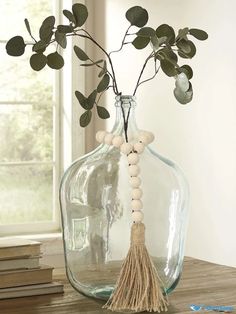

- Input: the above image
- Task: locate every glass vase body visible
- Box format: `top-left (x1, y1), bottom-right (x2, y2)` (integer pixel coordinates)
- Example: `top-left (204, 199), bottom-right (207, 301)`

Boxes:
top-left (60, 95), bottom-right (189, 300)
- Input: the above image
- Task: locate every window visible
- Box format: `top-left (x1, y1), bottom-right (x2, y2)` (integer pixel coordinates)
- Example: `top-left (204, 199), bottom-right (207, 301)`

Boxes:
top-left (0, 0), bottom-right (61, 235)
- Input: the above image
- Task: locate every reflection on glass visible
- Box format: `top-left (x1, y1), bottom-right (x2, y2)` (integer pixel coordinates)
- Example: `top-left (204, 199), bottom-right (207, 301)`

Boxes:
top-left (0, 164), bottom-right (53, 224)
top-left (72, 218), bottom-right (89, 250)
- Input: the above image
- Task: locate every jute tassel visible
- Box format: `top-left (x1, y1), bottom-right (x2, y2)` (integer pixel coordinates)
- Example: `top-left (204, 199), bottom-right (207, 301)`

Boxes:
top-left (103, 222), bottom-right (168, 312)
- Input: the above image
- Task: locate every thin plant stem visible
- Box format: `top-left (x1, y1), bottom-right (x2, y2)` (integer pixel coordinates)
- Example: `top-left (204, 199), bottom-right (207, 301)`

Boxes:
top-left (87, 56), bottom-right (116, 92)
top-left (109, 25), bottom-right (132, 56)
top-left (132, 52), bottom-right (154, 96)
top-left (138, 63), bottom-right (160, 89)
top-left (121, 104), bottom-right (128, 143)
top-left (77, 33), bottom-right (119, 95)
top-left (95, 86), bottom-right (113, 105)
top-left (69, 31), bottom-right (118, 94)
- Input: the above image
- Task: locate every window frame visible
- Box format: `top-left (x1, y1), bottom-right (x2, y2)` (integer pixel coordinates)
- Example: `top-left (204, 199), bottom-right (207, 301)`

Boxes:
top-left (0, 0), bottom-right (86, 236)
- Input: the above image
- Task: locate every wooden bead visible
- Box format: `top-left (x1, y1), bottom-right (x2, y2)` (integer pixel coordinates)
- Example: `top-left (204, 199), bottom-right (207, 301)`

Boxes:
top-left (147, 132), bottom-right (155, 143)
top-left (139, 131), bottom-right (155, 144)
top-left (96, 130), bottom-right (107, 143)
top-left (131, 199), bottom-right (143, 210)
top-left (104, 133), bottom-right (114, 145)
top-left (132, 188), bottom-right (143, 200)
top-left (120, 142), bottom-right (133, 155)
top-left (128, 165), bottom-right (140, 177)
top-left (133, 142), bottom-right (145, 154)
top-left (132, 210), bottom-right (144, 222)
top-left (112, 135), bottom-right (124, 148)
top-left (127, 152), bottom-right (139, 165)
top-left (138, 134), bottom-right (150, 145)
top-left (130, 177), bottom-right (141, 188)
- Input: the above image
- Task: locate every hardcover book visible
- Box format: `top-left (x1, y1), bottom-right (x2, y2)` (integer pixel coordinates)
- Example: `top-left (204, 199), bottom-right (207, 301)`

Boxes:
top-left (0, 238), bottom-right (41, 260)
top-left (0, 265), bottom-right (53, 289)
top-left (0, 256), bottom-right (40, 271)
top-left (0, 282), bottom-right (63, 299)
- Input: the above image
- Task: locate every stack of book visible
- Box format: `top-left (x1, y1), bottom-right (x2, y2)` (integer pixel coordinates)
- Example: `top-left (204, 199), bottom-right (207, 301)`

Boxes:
top-left (0, 238), bottom-right (63, 299)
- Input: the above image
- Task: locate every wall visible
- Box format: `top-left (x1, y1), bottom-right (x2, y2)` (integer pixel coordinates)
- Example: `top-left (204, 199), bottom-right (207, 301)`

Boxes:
top-left (90, 0), bottom-right (236, 267)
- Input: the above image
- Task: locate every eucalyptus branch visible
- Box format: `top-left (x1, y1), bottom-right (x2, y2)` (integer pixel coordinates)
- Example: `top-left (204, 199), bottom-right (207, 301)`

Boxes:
top-left (6, 3), bottom-right (208, 129)
top-left (121, 105), bottom-right (128, 143)
top-left (77, 33), bottom-right (119, 95)
top-left (86, 56), bottom-right (116, 94)
top-left (109, 25), bottom-right (132, 56)
top-left (95, 86), bottom-right (112, 105)
top-left (71, 30), bottom-right (117, 94)
top-left (133, 52), bottom-right (154, 96)
top-left (137, 62), bottom-right (160, 89)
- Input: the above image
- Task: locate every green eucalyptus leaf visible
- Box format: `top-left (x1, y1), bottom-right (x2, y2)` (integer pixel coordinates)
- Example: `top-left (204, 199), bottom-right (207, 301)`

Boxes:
top-left (57, 25), bottom-right (73, 34)
top-left (55, 31), bottom-right (67, 49)
top-left (74, 45), bottom-right (89, 61)
top-left (47, 52), bottom-right (64, 69)
top-left (178, 40), bottom-right (196, 59)
top-left (174, 82), bottom-right (193, 104)
top-left (132, 36), bottom-right (150, 49)
top-left (75, 91), bottom-right (88, 109)
top-left (39, 16), bottom-right (55, 43)
top-left (98, 60), bottom-right (107, 77)
top-left (189, 28), bottom-right (208, 40)
top-left (75, 90), bottom-right (97, 110)
top-left (156, 47), bottom-right (178, 65)
top-left (63, 9), bottom-right (76, 24)
top-left (98, 69), bottom-right (105, 77)
top-left (175, 73), bottom-right (189, 92)
top-left (72, 3), bottom-right (88, 27)
top-left (97, 106), bottom-right (110, 119)
top-left (125, 6), bottom-right (148, 27)
top-left (80, 60), bottom-right (103, 66)
top-left (24, 18), bottom-right (32, 37)
top-left (176, 27), bottom-right (189, 41)
top-left (33, 40), bottom-right (47, 53)
top-left (97, 74), bottom-right (110, 92)
top-left (150, 35), bottom-right (159, 51)
top-left (156, 24), bottom-right (175, 45)
top-left (137, 27), bottom-right (156, 37)
top-left (6, 36), bottom-right (26, 56)
top-left (30, 53), bottom-right (47, 71)
top-left (158, 36), bottom-right (168, 45)
top-left (176, 39), bottom-right (192, 54)
top-left (160, 59), bottom-right (177, 77)
top-left (80, 110), bottom-right (92, 127)
top-left (87, 90), bottom-right (97, 109)
top-left (179, 65), bottom-right (193, 79)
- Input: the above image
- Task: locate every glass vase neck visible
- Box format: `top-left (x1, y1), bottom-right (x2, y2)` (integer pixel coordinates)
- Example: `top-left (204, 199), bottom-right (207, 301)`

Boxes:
top-left (111, 95), bottom-right (139, 140)
top-left (115, 95), bottom-right (137, 107)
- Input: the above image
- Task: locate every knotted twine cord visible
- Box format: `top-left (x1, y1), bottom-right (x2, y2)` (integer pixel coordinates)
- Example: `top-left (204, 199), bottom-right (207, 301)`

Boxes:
top-left (103, 222), bottom-right (169, 312)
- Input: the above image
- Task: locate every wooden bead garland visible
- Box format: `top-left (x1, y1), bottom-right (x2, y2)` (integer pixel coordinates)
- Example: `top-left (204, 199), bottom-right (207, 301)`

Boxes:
top-left (96, 129), bottom-right (154, 223)
top-left (98, 129), bottom-right (169, 313)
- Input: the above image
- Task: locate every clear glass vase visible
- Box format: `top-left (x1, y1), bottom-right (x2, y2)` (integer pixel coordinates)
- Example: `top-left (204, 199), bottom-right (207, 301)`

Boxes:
top-left (60, 95), bottom-right (189, 300)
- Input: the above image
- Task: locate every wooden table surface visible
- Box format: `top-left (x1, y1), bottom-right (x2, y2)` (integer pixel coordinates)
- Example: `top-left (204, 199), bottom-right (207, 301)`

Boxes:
top-left (0, 257), bottom-right (235, 313)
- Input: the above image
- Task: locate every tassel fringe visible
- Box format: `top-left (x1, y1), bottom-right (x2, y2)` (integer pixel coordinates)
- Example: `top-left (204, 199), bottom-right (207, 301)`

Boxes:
top-left (103, 222), bottom-right (168, 312)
